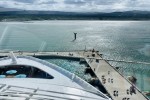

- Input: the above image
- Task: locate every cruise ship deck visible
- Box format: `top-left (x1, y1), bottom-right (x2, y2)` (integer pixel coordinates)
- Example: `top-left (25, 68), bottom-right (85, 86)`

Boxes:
top-left (0, 50), bottom-right (149, 100)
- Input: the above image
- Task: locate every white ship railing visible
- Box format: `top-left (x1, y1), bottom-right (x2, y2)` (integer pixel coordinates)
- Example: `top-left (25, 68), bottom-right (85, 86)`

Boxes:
top-left (0, 84), bottom-right (109, 100)
top-left (0, 56), bottom-right (109, 99)
top-left (18, 56), bottom-right (109, 99)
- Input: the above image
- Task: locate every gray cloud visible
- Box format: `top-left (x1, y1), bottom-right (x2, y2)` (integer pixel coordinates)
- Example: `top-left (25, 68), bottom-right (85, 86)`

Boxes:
top-left (93, 1), bottom-right (117, 5)
top-left (64, 0), bottom-right (86, 5)
top-left (35, 0), bottom-right (57, 4)
top-left (12, 0), bottom-right (57, 4)
top-left (0, 0), bottom-right (150, 12)
top-left (84, 0), bottom-right (121, 5)
top-left (12, 0), bottom-right (35, 3)
top-left (64, 0), bottom-right (120, 6)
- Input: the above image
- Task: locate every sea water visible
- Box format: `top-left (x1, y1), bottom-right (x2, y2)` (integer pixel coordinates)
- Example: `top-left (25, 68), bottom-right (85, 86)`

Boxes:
top-left (0, 21), bottom-right (150, 96)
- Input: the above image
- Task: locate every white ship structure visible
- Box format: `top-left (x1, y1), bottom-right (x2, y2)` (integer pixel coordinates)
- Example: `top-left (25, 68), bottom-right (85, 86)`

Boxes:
top-left (0, 52), bottom-right (111, 100)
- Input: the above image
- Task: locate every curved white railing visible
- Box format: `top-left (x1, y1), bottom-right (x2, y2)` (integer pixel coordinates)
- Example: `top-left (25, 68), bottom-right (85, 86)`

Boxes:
top-left (17, 56), bottom-right (109, 99)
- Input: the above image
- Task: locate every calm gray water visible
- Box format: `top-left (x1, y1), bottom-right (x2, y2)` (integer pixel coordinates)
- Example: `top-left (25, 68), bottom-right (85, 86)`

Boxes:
top-left (0, 21), bottom-right (150, 94)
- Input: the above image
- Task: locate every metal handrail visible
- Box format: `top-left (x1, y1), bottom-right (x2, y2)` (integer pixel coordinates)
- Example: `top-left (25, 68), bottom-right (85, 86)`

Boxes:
top-left (0, 84), bottom-right (107, 100)
top-left (8, 85), bottom-right (105, 99)
top-left (0, 92), bottom-right (76, 100)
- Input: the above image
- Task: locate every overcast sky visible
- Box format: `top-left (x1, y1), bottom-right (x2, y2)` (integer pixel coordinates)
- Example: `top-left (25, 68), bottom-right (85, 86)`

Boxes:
top-left (0, 0), bottom-right (150, 12)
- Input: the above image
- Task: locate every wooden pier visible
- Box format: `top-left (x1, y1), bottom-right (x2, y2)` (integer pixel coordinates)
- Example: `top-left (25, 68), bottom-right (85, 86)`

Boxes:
top-left (0, 50), bottom-right (149, 100)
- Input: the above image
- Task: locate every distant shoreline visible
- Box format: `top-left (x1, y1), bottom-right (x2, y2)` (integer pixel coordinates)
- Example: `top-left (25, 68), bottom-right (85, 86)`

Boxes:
top-left (1, 19), bottom-right (150, 22)
top-left (1, 10), bottom-right (150, 21)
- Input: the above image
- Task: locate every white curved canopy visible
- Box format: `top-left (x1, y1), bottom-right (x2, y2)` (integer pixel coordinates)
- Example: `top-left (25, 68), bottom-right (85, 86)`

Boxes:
top-left (0, 55), bottom-right (110, 100)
